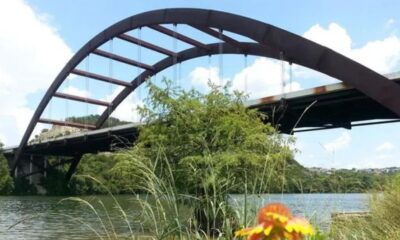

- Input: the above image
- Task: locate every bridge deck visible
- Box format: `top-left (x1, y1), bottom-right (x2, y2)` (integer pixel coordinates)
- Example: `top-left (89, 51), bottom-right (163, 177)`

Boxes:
top-left (4, 72), bottom-right (400, 157)
top-left (4, 123), bottom-right (142, 158)
top-left (250, 72), bottom-right (400, 133)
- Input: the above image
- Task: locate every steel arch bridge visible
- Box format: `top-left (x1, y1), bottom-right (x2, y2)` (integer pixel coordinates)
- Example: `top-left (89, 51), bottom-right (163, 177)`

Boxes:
top-left (13, 8), bottom-right (400, 173)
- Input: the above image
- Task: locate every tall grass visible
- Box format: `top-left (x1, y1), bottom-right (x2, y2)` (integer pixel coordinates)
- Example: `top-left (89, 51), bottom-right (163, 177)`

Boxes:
top-left (62, 146), bottom-right (290, 239)
top-left (330, 175), bottom-right (400, 240)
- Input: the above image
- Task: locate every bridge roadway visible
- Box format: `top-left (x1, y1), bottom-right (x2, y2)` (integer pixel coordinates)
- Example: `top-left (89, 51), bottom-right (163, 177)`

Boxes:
top-left (3, 71), bottom-right (400, 161)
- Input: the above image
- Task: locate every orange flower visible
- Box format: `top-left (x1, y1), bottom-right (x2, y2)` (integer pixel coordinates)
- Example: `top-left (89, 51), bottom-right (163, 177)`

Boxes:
top-left (235, 203), bottom-right (314, 240)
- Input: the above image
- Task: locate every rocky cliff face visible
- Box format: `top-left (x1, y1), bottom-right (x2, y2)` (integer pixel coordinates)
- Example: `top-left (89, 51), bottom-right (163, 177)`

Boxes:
top-left (31, 125), bottom-right (83, 143)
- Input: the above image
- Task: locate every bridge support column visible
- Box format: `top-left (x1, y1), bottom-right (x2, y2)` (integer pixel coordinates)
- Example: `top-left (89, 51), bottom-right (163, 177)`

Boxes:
top-left (43, 157), bottom-right (47, 178)
top-left (65, 155), bottom-right (82, 183)
top-left (29, 155), bottom-right (33, 184)
top-left (14, 166), bottom-right (18, 178)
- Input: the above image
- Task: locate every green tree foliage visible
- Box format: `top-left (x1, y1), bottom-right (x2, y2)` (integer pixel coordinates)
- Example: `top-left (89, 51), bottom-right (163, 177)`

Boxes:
top-left (104, 79), bottom-right (295, 235)
top-left (118, 79), bottom-right (294, 194)
top-left (66, 114), bottom-right (130, 128)
top-left (41, 168), bottom-right (70, 195)
top-left (284, 166), bottom-right (389, 193)
top-left (0, 142), bottom-right (13, 195)
top-left (70, 153), bottom-right (128, 194)
top-left (67, 80), bottom-right (294, 196)
top-left (66, 79), bottom-right (391, 195)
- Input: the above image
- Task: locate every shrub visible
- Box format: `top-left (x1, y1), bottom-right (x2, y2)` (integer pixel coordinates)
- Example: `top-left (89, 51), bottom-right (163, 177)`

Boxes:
top-left (0, 151), bottom-right (13, 195)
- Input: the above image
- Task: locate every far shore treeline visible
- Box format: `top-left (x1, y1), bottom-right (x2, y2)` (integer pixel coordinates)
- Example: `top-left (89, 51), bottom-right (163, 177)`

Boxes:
top-left (38, 154), bottom-right (394, 195)
top-left (0, 79), bottom-right (397, 196)
top-left (0, 139), bottom-right (394, 196)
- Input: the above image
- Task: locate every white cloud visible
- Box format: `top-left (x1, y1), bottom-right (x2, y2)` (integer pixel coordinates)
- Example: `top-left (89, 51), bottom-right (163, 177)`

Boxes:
top-left (377, 153), bottom-right (393, 160)
top-left (61, 86), bottom-right (90, 98)
top-left (231, 58), bottom-right (301, 99)
top-left (303, 23), bottom-right (400, 74)
top-left (304, 23), bottom-right (352, 57)
top-left (0, 0), bottom-right (72, 145)
top-left (189, 59), bottom-right (302, 99)
top-left (0, 133), bottom-right (8, 146)
top-left (190, 66), bottom-right (222, 88)
top-left (376, 141), bottom-right (395, 152)
top-left (190, 21), bottom-right (400, 102)
top-left (323, 131), bottom-right (351, 153)
top-left (99, 86), bottom-right (143, 123)
top-left (113, 95), bottom-right (144, 123)
top-left (351, 37), bottom-right (400, 73)
top-left (362, 152), bottom-right (400, 169)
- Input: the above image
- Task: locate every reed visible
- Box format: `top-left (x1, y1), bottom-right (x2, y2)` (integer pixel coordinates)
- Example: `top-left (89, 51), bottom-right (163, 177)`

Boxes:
top-left (330, 175), bottom-right (400, 239)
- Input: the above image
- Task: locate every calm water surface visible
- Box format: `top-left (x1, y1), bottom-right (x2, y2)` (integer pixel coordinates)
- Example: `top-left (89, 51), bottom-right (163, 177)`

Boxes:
top-left (0, 194), bottom-right (369, 239)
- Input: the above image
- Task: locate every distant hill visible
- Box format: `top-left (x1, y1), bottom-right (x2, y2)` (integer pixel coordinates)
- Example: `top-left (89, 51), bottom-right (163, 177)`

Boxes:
top-left (30, 115), bottom-right (131, 143)
top-left (284, 160), bottom-right (397, 193)
top-left (65, 115), bottom-right (131, 128)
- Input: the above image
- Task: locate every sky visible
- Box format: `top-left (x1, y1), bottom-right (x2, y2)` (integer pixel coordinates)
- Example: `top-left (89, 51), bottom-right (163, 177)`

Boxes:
top-left (1, 0), bottom-right (400, 169)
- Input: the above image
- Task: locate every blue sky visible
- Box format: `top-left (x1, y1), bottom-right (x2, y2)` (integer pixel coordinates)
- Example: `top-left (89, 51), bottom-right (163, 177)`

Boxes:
top-left (1, 0), bottom-right (400, 169)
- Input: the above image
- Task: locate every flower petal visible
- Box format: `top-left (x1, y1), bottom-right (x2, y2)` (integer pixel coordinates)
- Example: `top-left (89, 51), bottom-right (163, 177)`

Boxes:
top-left (285, 217), bottom-right (315, 235)
top-left (235, 224), bottom-right (264, 237)
top-left (257, 203), bottom-right (292, 224)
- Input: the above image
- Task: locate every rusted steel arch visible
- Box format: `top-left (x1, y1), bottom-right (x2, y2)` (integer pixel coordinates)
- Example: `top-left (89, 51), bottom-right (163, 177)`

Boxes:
top-left (96, 42), bottom-right (284, 127)
top-left (12, 42), bottom-right (280, 172)
top-left (14, 8), bottom-right (400, 172)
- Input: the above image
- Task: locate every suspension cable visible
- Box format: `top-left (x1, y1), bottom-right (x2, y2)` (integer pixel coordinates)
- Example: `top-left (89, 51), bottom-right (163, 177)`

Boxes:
top-left (108, 38), bottom-right (114, 128)
top-left (85, 54), bottom-right (90, 131)
top-left (280, 51), bottom-right (285, 95)
top-left (178, 62), bottom-right (182, 88)
top-left (208, 55), bottom-right (212, 84)
top-left (289, 62), bottom-right (293, 93)
top-left (244, 54), bottom-right (248, 95)
top-left (48, 90), bottom-right (52, 121)
top-left (218, 29), bottom-right (224, 87)
top-left (65, 78), bottom-right (69, 129)
top-left (173, 24), bottom-right (178, 86)
top-left (137, 28), bottom-right (142, 123)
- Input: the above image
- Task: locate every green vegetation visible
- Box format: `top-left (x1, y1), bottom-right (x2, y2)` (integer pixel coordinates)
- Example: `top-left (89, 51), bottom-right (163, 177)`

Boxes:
top-left (0, 142), bottom-right (13, 195)
top-left (51, 155), bottom-right (392, 195)
top-left (47, 79), bottom-right (293, 237)
top-left (0, 142), bottom-right (37, 195)
top-left (37, 80), bottom-right (391, 196)
top-left (40, 79), bottom-right (292, 197)
top-left (129, 79), bottom-right (292, 193)
top-left (53, 80), bottom-right (396, 238)
top-left (66, 114), bottom-right (130, 128)
top-left (331, 173), bottom-right (400, 239)
top-left (70, 153), bottom-right (127, 195)
top-left (2, 79), bottom-right (400, 239)
top-left (9, 79), bottom-right (390, 196)
top-left (30, 115), bottom-right (131, 143)
top-left (285, 165), bottom-right (389, 193)
top-left (40, 165), bottom-right (70, 195)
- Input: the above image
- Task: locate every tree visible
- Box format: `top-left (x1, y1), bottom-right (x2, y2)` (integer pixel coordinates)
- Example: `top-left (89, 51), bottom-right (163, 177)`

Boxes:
top-left (70, 153), bottom-right (134, 194)
top-left (0, 141), bottom-right (13, 195)
top-left (135, 79), bottom-right (293, 191)
top-left (113, 79), bottom-right (294, 235)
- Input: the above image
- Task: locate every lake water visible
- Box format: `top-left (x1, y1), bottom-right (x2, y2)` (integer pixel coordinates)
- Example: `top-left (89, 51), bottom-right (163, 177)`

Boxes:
top-left (0, 194), bottom-right (369, 239)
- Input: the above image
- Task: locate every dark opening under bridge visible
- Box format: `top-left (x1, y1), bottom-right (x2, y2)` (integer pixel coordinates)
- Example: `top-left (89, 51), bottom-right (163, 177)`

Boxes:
top-left (5, 8), bottom-right (400, 183)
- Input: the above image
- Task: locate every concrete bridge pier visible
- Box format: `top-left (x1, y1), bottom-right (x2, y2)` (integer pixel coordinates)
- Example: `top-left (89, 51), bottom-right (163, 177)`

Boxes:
top-left (13, 154), bottom-right (48, 194)
top-left (3, 146), bottom-right (83, 194)
top-left (12, 153), bottom-right (82, 188)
